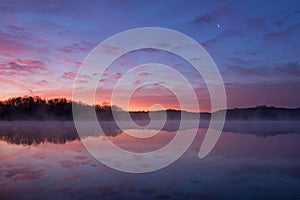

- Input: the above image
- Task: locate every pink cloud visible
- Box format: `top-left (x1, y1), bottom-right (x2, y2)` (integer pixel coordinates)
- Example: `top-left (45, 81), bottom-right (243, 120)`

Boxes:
top-left (0, 77), bottom-right (25, 89)
top-left (133, 80), bottom-right (143, 85)
top-left (62, 72), bottom-right (77, 79)
top-left (64, 58), bottom-right (82, 68)
top-left (62, 71), bottom-right (92, 80)
top-left (34, 80), bottom-right (48, 86)
top-left (60, 40), bottom-right (93, 54)
top-left (0, 59), bottom-right (47, 74)
top-left (113, 72), bottom-right (122, 79)
top-left (139, 72), bottom-right (150, 76)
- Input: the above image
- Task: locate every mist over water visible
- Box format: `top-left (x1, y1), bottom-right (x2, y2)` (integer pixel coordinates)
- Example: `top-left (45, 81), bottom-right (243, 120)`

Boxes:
top-left (0, 120), bottom-right (300, 199)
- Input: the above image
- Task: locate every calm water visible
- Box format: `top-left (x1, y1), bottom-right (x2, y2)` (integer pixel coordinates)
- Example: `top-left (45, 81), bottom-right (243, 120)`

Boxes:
top-left (0, 121), bottom-right (300, 200)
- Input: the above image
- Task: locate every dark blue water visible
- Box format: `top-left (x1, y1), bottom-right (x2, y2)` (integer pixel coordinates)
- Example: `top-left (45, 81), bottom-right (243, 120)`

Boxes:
top-left (0, 121), bottom-right (299, 200)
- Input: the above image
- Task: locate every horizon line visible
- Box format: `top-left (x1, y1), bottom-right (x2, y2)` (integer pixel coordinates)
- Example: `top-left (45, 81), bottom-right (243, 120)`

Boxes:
top-left (1, 95), bottom-right (300, 113)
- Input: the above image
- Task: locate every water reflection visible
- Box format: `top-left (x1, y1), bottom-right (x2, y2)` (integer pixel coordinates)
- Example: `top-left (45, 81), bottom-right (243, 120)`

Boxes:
top-left (0, 121), bottom-right (299, 199)
top-left (0, 121), bottom-right (122, 145)
top-left (0, 121), bottom-right (299, 146)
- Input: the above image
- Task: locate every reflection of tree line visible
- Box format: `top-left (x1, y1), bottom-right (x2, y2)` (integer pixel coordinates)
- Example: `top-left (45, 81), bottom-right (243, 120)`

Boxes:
top-left (1, 120), bottom-right (300, 146)
top-left (0, 122), bottom-right (122, 146)
top-left (0, 128), bottom-right (78, 146)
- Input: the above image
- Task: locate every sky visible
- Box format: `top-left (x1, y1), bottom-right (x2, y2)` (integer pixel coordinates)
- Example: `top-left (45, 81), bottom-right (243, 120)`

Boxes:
top-left (0, 0), bottom-right (300, 112)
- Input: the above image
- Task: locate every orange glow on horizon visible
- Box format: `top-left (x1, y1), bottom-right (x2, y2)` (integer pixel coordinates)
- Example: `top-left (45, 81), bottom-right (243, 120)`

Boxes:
top-left (0, 94), bottom-right (209, 112)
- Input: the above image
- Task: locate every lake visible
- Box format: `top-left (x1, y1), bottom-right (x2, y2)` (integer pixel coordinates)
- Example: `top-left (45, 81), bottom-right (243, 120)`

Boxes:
top-left (0, 121), bottom-right (300, 200)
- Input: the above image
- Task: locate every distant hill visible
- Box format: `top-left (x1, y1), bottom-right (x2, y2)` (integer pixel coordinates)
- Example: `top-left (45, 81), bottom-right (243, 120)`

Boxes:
top-left (219, 105), bottom-right (300, 120)
top-left (0, 97), bottom-right (300, 121)
top-left (127, 106), bottom-right (300, 121)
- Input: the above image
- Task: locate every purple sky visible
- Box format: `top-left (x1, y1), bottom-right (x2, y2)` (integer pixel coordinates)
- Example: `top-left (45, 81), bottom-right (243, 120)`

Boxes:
top-left (0, 0), bottom-right (300, 111)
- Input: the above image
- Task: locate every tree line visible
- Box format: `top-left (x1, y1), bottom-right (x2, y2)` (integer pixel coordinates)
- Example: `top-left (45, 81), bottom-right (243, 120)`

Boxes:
top-left (0, 96), bottom-right (121, 120)
top-left (1, 96), bottom-right (300, 121)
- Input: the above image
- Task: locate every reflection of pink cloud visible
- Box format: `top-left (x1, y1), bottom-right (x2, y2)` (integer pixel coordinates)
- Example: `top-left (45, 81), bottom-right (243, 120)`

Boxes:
top-left (63, 173), bottom-right (85, 182)
top-left (5, 167), bottom-right (45, 181)
top-left (60, 160), bottom-right (90, 168)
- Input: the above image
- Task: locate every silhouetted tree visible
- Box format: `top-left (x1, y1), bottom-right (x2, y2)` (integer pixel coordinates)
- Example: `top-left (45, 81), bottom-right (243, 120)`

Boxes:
top-left (0, 97), bottom-right (300, 121)
top-left (0, 96), bottom-right (125, 121)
